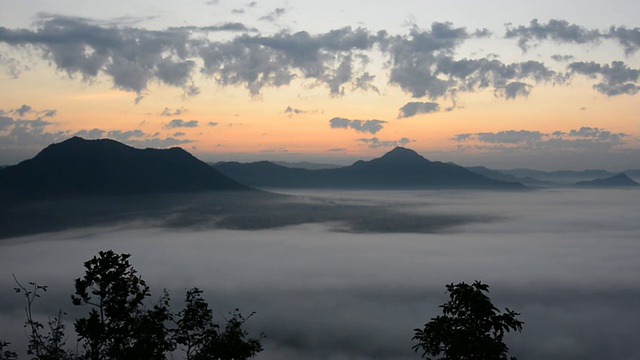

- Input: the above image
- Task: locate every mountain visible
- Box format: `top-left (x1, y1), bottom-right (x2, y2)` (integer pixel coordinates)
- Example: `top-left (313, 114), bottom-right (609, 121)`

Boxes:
top-left (498, 168), bottom-right (616, 184)
top-left (573, 173), bottom-right (640, 188)
top-left (466, 166), bottom-right (555, 187)
top-left (0, 137), bottom-right (249, 201)
top-left (272, 161), bottom-right (343, 170)
top-left (214, 147), bottom-right (524, 189)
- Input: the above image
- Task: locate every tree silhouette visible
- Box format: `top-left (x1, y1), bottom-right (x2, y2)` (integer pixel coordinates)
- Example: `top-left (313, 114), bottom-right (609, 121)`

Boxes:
top-left (9, 250), bottom-right (262, 360)
top-left (412, 281), bottom-right (523, 360)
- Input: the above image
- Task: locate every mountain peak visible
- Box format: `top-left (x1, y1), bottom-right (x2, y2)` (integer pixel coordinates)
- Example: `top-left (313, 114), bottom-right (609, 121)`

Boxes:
top-left (0, 137), bottom-right (249, 199)
top-left (378, 147), bottom-right (429, 163)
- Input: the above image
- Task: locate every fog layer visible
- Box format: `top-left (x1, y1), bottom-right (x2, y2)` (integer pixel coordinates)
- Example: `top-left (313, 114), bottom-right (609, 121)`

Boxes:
top-left (1, 189), bottom-right (639, 360)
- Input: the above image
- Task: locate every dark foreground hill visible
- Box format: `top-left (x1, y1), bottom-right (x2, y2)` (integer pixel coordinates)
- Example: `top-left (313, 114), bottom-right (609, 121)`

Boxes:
top-left (0, 136), bottom-right (249, 201)
top-left (214, 147), bottom-right (524, 189)
top-left (573, 173), bottom-right (640, 188)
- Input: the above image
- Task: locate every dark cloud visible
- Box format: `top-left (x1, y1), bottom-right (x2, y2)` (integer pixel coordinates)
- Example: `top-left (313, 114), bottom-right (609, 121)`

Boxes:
top-left (357, 137), bottom-right (411, 148)
top-left (14, 104), bottom-right (32, 117)
top-left (0, 15), bottom-right (193, 95)
top-left (284, 106), bottom-right (305, 115)
top-left (386, 22), bottom-right (559, 100)
top-left (551, 54), bottom-right (574, 62)
top-left (505, 19), bottom-right (640, 56)
top-left (607, 26), bottom-right (640, 55)
top-left (198, 26), bottom-right (381, 96)
top-left (568, 61), bottom-right (639, 96)
top-left (329, 117), bottom-right (386, 134)
top-left (165, 119), bottom-right (199, 128)
top-left (259, 8), bottom-right (287, 22)
top-left (398, 102), bottom-right (440, 118)
top-left (505, 19), bottom-right (601, 51)
top-left (207, 122), bottom-right (218, 126)
top-left (500, 81), bottom-right (532, 99)
top-left (160, 107), bottom-right (186, 116)
top-left (178, 23), bottom-right (257, 33)
top-left (173, 131), bottom-right (185, 137)
top-left (0, 17), bottom-right (637, 100)
top-left (40, 109), bottom-right (57, 118)
top-left (327, 148), bottom-right (346, 152)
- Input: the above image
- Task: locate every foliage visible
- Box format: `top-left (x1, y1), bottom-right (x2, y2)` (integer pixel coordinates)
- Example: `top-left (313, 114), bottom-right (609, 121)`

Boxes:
top-left (9, 250), bottom-right (262, 360)
top-left (13, 276), bottom-right (75, 360)
top-left (0, 340), bottom-right (18, 360)
top-left (412, 281), bottom-right (523, 360)
top-left (173, 288), bottom-right (263, 360)
top-left (71, 251), bottom-right (173, 360)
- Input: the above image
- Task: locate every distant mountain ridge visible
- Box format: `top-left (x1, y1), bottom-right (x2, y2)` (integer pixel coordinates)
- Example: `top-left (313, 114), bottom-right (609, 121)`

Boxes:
top-left (573, 173), bottom-right (640, 188)
top-left (214, 147), bottom-right (524, 189)
top-left (0, 136), bottom-right (249, 201)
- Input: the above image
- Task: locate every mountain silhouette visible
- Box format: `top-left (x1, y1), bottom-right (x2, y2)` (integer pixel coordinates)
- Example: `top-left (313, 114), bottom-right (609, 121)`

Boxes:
top-left (572, 173), bottom-right (640, 188)
top-left (214, 147), bottom-right (524, 189)
top-left (466, 166), bottom-right (555, 187)
top-left (0, 137), bottom-right (249, 201)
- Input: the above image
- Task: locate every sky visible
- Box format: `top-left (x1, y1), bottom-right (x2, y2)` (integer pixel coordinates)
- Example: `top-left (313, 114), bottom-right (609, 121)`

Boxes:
top-left (1, 0), bottom-right (639, 170)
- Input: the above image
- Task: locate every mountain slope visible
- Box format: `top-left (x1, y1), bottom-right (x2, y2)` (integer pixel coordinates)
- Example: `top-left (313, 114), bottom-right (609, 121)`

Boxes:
top-left (573, 173), bottom-right (640, 188)
top-left (0, 137), bottom-right (249, 200)
top-left (214, 147), bottom-right (524, 189)
top-left (466, 166), bottom-right (556, 187)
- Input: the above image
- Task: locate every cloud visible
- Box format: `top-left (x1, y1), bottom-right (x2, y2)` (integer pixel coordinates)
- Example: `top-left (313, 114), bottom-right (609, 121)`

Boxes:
top-left (329, 117), bottom-right (386, 134)
top-left (13, 104), bottom-right (32, 117)
top-left (327, 148), bottom-right (346, 152)
top-left (0, 15), bottom-right (194, 95)
top-left (160, 107), bottom-right (186, 116)
top-left (198, 26), bottom-right (381, 96)
top-left (505, 19), bottom-right (601, 51)
top-left (500, 81), bottom-right (533, 99)
top-left (207, 122), bottom-right (218, 127)
top-left (453, 127), bottom-right (628, 154)
top-left (505, 19), bottom-right (640, 56)
top-left (73, 128), bottom-right (106, 138)
top-left (106, 129), bottom-right (145, 141)
top-left (284, 106), bottom-right (305, 115)
top-left (607, 26), bottom-right (640, 55)
top-left (0, 16), bottom-right (637, 101)
top-left (357, 137), bottom-right (412, 148)
top-left (259, 8), bottom-right (286, 22)
top-left (551, 54), bottom-right (574, 62)
top-left (568, 61), bottom-right (639, 96)
top-left (398, 102), bottom-right (440, 118)
top-left (165, 119), bottom-right (199, 128)
top-left (173, 131), bottom-right (185, 137)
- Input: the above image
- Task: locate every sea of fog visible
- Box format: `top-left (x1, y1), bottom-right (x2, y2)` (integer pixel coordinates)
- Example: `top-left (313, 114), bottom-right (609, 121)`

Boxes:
top-left (1, 188), bottom-right (639, 360)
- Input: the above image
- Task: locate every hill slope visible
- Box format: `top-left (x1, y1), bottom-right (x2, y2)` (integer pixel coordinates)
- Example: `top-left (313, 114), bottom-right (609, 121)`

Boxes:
top-left (0, 137), bottom-right (249, 200)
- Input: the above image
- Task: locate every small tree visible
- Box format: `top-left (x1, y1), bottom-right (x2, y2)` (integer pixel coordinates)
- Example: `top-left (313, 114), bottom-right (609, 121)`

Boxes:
top-left (71, 250), bottom-right (174, 360)
top-left (412, 281), bottom-right (523, 360)
top-left (13, 276), bottom-right (75, 360)
top-left (173, 288), bottom-right (263, 360)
